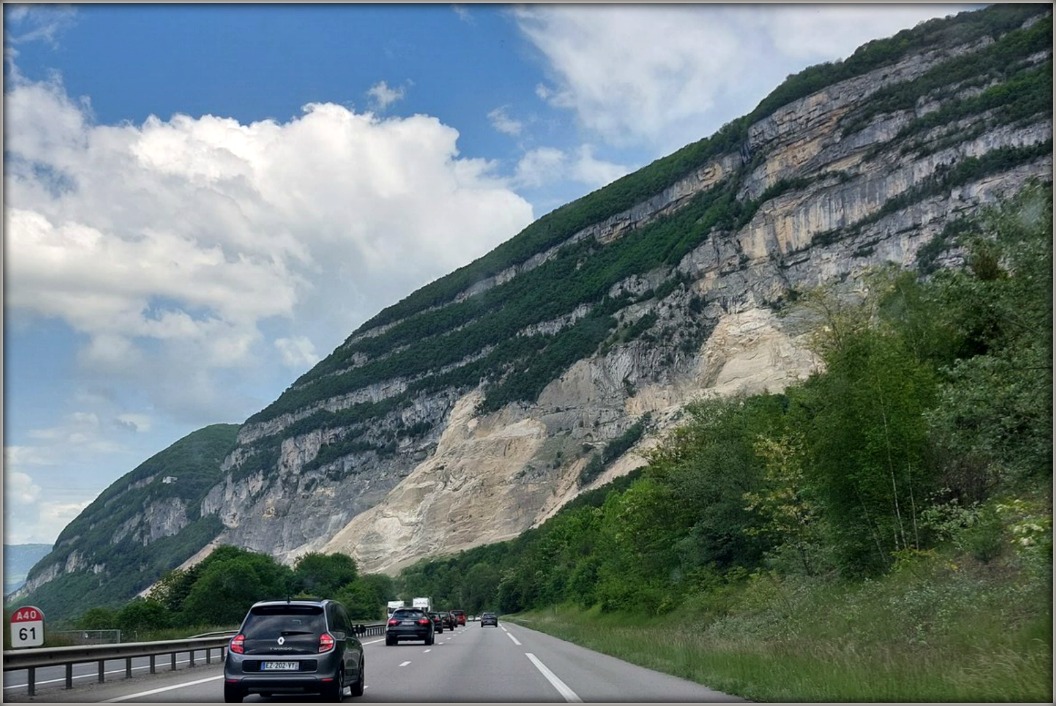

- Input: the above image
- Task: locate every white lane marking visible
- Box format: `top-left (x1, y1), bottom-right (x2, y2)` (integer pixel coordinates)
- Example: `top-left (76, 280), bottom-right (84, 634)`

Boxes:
top-left (424, 648), bottom-right (432, 653)
top-left (102, 674), bottom-right (223, 702)
top-left (526, 653), bottom-right (582, 703)
top-left (506, 631), bottom-right (522, 646)
top-left (399, 660), bottom-right (412, 667)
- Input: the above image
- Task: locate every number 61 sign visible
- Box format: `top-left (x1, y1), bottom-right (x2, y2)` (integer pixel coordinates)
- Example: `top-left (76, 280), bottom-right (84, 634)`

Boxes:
top-left (10, 605), bottom-right (45, 648)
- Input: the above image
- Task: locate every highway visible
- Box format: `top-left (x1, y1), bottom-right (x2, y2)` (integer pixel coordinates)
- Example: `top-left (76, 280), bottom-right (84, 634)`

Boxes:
top-left (3, 620), bottom-right (744, 703)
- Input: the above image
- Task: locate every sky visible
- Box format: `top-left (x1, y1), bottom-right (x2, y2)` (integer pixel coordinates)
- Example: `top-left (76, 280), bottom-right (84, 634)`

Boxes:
top-left (2, 2), bottom-right (979, 546)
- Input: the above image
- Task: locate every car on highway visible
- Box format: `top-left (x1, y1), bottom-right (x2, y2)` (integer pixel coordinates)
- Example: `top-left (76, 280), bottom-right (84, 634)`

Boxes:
top-left (449, 609), bottom-right (466, 626)
top-left (386, 607), bottom-right (435, 646)
top-left (223, 598), bottom-right (364, 703)
top-left (442, 611), bottom-right (457, 630)
top-left (429, 611), bottom-right (445, 633)
top-left (481, 612), bottom-right (499, 627)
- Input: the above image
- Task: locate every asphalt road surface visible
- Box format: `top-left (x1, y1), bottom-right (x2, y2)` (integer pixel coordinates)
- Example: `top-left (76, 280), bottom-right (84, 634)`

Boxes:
top-left (3, 621), bottom-right (744, 703)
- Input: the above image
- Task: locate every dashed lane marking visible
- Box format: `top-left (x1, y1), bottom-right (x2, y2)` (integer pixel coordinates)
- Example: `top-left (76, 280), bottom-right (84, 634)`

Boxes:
top-left (102, 674), bottom-right (223, 702)
top-left (525, 653), bottom-right (582, 703)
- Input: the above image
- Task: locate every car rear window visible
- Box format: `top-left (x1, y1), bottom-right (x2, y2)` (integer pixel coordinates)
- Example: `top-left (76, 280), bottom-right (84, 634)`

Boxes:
top-left (391, 609), bottom-right (425, 620)
top-left (242, 605), bottom-right (326, 638)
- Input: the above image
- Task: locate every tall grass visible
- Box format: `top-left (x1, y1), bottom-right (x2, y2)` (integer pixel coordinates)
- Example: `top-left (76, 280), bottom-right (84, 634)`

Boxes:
top-left (511, 549), bottom-right (1051, 702)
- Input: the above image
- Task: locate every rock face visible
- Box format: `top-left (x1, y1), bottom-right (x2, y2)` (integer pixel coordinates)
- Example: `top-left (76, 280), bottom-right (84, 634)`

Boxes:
top-left (202, 10), bottom-right (1049, 575)
top-left (20, 5), bottom-right (1054, 607)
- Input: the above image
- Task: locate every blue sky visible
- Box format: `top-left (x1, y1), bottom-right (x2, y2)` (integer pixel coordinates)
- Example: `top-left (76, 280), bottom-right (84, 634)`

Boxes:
top-left (3, 2), bottom-right (977, 545)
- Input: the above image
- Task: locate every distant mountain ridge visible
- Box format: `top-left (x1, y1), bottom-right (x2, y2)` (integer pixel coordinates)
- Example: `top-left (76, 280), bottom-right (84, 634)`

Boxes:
top-left (11, 4), bottom-right (1052, 623)
top-left (4, 544), bottom-right (52, 597)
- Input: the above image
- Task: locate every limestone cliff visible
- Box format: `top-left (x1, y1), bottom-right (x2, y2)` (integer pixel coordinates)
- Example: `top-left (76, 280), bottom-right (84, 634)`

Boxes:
top-left (203, 6), bottom-right (1050, 574)
top-left (20, 4), bottom-right (1053, 615)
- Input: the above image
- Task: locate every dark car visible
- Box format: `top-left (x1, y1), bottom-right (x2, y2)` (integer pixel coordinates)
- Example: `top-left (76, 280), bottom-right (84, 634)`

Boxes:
top-left (449, 609), bottom-right (467, 626)
top-left (223, 598), bottom-right (364, 703)
top-left (442, 611), bottom-right (457, 630)
top-left (429, 611), bottom-right (444, 634)
top-left (385, 607), bottom-right (435, 646)
top-left (480, 612), bottom-right (499, 627)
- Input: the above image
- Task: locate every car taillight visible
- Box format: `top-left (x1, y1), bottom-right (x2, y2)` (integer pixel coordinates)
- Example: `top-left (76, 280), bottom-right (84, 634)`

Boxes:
top-left (387, 618), bottom-right (400, 626)
top-left (319, 633), bottom-right (335, 653)
top-left (230, 634), bottom-right (245, 654)
top-left (417, 618), bottom-right (430, 626)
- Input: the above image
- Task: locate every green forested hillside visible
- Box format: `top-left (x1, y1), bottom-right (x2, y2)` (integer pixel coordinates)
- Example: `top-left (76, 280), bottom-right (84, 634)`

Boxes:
top-left (13, 424), bottom-right (240, 619)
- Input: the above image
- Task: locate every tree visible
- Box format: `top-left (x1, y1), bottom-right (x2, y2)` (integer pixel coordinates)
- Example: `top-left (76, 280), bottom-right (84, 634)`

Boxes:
top-left (462, 563), bottom-right (501, 614)
top-left (116, 598), bottom-right (171, 636)
top-left (926, 185), bottom-right (1053, 487)
top-left (794, 277), bottom-right (942, 576)
top-left (178, 549), bottom-right (293, 626)
top-left (75, 606), bottom-right (118, 630)
top-left (147, 566), bottom-right (200, 614)
top-left (292, 552), bottom-right (359, 597)
top-left (336, 573), bottom-right (395, 620)
top-left (745, 430), bottom-right (831, 576)
top-left (645, 395), bottom-right (783, 573)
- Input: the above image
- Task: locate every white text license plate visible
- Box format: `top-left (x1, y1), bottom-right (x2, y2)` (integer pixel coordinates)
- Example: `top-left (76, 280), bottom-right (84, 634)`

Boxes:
top-left (262, 661), bottom-right (298, 671)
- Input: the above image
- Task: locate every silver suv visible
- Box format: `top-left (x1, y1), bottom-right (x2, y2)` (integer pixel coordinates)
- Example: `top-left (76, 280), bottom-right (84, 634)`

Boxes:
top-left (224, 599), bottom-right (364, 702)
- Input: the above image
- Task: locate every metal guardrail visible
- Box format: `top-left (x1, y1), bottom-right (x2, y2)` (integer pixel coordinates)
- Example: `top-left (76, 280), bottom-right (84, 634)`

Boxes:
top-left (3, 635), bottom-right (232, 697)
top-left (2, 624), bottom-right (386, 696)
top-left (354, 622), bottom-right (387, 638)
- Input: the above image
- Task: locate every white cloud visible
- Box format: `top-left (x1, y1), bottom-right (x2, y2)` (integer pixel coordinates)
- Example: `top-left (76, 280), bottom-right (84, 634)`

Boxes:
top-left (116, 414), bottom-right (152, 433)
top-left (3, 491), bottom-right (88, 545)
top-left (758, 5), bottom-right (967, 61)
top-left (5, 469), bottom-right (43, 506)
top-left (4, 4), bottom-right (78, 47)
top-left (514, 4), bottom-right (971, 152)
top-left (367, 81), bottom-right (406, 111)
top-left (452, 5), bottom-right (473, 24)
top-left (39, 502), bottom-right (91, 536)
top-left (515, 145), bottom-right (627, 191)
top-left (3, 458), bottom-right (88, 545)
top-left (4, 70), bottom-right (535, 426)
top-left (275, 336), bottom-right (320, 369)
top-left (488, 106), bottom-right (524, 137)
top-left (568, 145), bottom-right (629, 189)
top-left (515, 147), bottom-right (566, 188)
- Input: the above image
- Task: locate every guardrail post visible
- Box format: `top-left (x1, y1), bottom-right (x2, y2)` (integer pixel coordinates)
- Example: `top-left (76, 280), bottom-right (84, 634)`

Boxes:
top-left (189, 648), bottom-right (196, 668)
top-left (126, 656), bottom-right (133, 679)
top-left (27, 666), bottom-right (36, 697)
top-left (171, 652), bottom-right (177, 671)
top-left (206, 647), bottom-right (212, 664)
top-left (66, 662), bottom-right (74, 689)
top-left (97, 659), bottom-right (105, 683)
top-left (150, 654), bottom-right (156, 674)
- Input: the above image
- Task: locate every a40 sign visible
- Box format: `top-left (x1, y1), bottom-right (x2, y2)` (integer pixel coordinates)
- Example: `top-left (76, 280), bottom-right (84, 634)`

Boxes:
top-left (10, 605), bottom-right (45, 648)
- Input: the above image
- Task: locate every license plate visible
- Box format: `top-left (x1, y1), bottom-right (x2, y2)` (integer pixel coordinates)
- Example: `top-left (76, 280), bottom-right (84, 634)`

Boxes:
top-left (262, 661), bottom-right (299, 671)
top-left (401, 620), bottom-right (414, 625)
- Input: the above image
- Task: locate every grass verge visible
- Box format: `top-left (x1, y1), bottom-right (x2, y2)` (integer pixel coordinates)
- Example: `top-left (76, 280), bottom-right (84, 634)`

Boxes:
top-left (509, 549), bottom-right (1051, 702)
